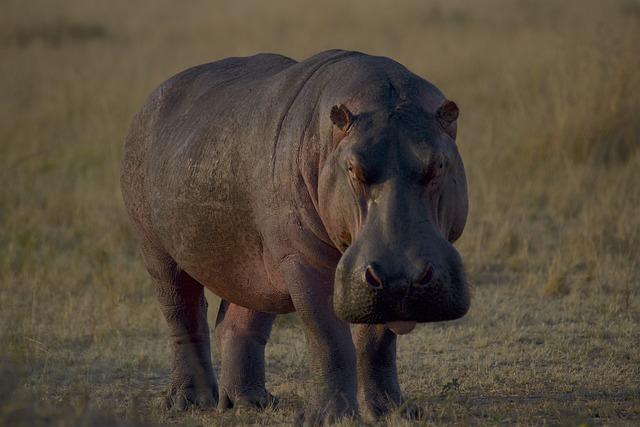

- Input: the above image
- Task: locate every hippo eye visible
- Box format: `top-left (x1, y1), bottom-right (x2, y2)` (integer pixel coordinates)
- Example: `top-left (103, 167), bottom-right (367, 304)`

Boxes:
top-left (347, 159), bottom-right (367, 184)
top-left (424, 155), bottom-right (448, 191)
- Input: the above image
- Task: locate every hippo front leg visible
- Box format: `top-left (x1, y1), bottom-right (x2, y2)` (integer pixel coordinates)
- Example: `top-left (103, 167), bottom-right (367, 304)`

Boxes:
top-left (355, 325), bottom-right (421, 421)
top-left (281, 260), bottom-right (358, 425)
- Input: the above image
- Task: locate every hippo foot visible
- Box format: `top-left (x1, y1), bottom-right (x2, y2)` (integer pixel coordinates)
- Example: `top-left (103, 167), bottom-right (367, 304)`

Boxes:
top-left (164, 379), bottom-right (217, 411)
top-left (361, 395), bottom-right (423, 421)
top-left (218, 387), bottom-right (278, 410)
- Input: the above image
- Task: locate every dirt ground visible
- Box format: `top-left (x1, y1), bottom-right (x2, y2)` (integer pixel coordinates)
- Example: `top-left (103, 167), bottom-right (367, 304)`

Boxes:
top-left (1, 0), bottom-right (639, 425)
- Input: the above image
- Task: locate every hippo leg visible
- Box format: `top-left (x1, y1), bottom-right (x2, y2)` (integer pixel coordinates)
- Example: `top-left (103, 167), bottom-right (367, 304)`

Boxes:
top-left (140, 243), bottom-right (218, 410)
top-left (214, 300), bottom-right (277, 409)
top-left (355, 325), bottom-right (421, 421)
top-left (282, 260), bottom-right (358, 425)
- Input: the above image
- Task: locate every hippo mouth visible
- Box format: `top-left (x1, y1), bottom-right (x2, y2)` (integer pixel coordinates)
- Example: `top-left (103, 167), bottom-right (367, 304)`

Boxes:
top-left (386, 320), bottom-right (417, 335)
top-left (333, 277), bottom-right (469, 324)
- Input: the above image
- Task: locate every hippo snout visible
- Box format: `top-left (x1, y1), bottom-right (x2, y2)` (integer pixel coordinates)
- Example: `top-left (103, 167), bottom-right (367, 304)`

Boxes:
top-left (333, 245), bottom-right (470, 324)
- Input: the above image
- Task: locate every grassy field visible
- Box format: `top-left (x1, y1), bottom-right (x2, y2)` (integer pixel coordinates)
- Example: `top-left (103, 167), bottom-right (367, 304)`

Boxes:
top-left (1, 0), bottom-right (639, 425)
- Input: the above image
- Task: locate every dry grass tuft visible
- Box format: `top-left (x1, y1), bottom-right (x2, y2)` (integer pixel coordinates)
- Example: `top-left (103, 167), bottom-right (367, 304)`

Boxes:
top-left (542, 269), bottom-right (570, 298)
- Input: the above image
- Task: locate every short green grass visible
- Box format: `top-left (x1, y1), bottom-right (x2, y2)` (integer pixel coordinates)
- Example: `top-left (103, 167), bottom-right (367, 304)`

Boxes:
top-left (1, 0), bottom-right (639, 425)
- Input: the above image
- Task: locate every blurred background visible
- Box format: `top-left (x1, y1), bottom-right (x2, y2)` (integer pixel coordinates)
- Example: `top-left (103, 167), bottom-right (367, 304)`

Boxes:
top-left (1, 0), bottom-right (638, 425)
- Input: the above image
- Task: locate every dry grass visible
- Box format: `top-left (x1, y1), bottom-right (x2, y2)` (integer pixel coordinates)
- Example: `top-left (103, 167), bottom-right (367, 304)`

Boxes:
top-left (1, 0), bottom-right (639, 425)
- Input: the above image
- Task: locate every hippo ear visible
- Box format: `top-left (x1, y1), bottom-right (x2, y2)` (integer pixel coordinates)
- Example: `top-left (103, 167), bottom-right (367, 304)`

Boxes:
top-left (436, 100), bottom-right (459, 139)
top-left (330, 104), bottom-right (354, 132)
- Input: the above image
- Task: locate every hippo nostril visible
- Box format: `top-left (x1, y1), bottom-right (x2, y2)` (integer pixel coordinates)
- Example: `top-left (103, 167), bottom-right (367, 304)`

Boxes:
top-left (417, 264), bottom-right (434, 286)
top-left (365, 264), bottom-right (384, 289)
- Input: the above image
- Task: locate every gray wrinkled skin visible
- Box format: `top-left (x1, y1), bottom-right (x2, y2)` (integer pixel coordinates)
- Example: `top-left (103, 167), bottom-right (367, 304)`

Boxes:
top-left (121, 49), bottom-right (469, 424)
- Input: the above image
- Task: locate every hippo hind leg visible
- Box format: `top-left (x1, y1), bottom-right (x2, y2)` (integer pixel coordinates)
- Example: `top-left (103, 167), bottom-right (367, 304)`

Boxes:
top-left (140, 242), bottom-right (218, 410)
top-left (214, 300), bottom-right (277, 410)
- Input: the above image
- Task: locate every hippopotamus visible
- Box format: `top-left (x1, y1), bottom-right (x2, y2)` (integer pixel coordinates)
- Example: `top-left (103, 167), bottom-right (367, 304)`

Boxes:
top-left (120, 49), bottom-right (469, 423)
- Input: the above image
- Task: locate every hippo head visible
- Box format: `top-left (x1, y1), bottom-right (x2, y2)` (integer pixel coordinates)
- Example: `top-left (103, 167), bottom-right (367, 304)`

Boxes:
top-left (318, 99), bottom-right (469, 333)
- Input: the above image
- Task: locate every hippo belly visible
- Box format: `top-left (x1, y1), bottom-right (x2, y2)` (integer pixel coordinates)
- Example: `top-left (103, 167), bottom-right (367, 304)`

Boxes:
top-left (151, 195), bottom-right (294, 314)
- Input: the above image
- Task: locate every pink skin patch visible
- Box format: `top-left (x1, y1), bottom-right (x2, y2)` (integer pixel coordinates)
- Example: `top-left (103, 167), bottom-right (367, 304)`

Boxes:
top-left (386, 320), bottom-right (417, 335)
